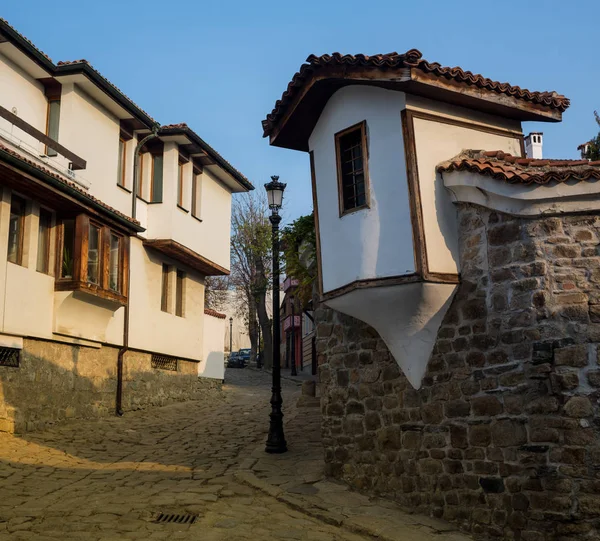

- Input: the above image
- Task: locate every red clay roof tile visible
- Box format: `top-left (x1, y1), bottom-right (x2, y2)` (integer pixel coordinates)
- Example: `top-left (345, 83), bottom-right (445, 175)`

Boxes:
top-left (437, 150), bottom-right (600, 185)
top-left (262, 49), bottom-right (570, 137)
top-left (204, 308), bottom-right (226, 319)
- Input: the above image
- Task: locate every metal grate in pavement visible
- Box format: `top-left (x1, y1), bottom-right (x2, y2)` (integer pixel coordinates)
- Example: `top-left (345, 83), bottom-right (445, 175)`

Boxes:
top-left (154, 512), bottom-right (197, 525)
top-left (0, 347), bottom-right (20, 368)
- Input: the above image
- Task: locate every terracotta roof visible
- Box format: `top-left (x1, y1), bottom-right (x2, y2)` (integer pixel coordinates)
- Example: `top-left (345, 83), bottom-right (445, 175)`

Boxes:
top-left (204, 308), bottom-right (227, 319)
top-left (0, 142), bottom-right (142, 229)
top-left (262, 49), bottom-right (570, 138)
top-left (437, 150), bottom-right (600, 185)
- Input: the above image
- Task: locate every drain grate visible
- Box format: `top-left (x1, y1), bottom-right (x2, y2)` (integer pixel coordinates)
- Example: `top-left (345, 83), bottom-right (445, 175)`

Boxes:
top-left (154, 513), bottom-right (197, 525)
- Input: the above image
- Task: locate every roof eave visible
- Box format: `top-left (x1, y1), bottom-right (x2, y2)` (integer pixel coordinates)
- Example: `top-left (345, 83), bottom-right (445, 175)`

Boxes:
top-left (55, 63), bottom-right (156, 129)
top-left (0, 19), bottom-right (55, 73)
top-left (159, 126), bottom-right (254, 191)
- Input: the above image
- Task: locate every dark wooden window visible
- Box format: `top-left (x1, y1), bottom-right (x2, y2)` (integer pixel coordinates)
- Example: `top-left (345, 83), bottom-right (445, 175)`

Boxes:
top-left (45, 99), bottom-right (60, 157)
top-left (56, 215), bottom-right (128, 303)
top-left (137, 153), bottom-right (145, 197)
top-left (178, 162), bottom-right (185, 207)
top-left (60, 218), bottom-right (75, 278)
top-left (87, 223), bottom-right (101, 284)
top-left (191, 172), bottom-right (201, 218)
top-left (176, 270), bottom-right (186, 317)
top-left (7, 195), bottom-right (25, 265)
top-left (335, 121), bottom-right (370, 215)
top-left (109, 233), bottom-right (121, 293)
top-left (149, 154), bottom-right (163, 203)
top-left (161, 263), bottom-right (170, 312)
top-left (36, 208), bottom-right (52, 274)
top-left (117, 138), bottom-right (127, 187)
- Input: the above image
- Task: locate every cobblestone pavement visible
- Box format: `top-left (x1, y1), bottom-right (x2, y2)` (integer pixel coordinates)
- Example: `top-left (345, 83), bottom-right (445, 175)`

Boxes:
top-left (0, 369), bottom-right (469, 540)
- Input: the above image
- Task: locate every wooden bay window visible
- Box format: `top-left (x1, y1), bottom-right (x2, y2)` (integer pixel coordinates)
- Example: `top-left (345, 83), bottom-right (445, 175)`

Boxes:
top-left (36, 208), bottom-right (52, 274)
top-left (55, 214), bottom-right (128, 303)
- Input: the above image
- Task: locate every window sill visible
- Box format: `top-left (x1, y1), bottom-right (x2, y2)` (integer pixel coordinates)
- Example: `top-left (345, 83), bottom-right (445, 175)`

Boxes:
top-left (137, 195), bottom-right (162, 205)
top-left (55, 280), bottom-right (127, 307)
top-left (7, 260), bottom-right (25, 268)
top-left (117, 183), bottom-right (132, 194)
top-left (191, 214), bottom-right (203, 223)
top-left (339, 203), bottom-right (370, 218)
top-left (177, 204), bottom-right (189, 213)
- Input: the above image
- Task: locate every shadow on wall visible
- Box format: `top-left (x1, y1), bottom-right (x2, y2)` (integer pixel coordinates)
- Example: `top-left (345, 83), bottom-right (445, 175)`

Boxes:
top-left (0, 339), bottom-right (202, 436)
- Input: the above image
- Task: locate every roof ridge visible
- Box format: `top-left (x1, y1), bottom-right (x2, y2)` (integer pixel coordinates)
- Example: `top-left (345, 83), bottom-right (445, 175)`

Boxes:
top-left (262, 49), bottom-right (570, 137)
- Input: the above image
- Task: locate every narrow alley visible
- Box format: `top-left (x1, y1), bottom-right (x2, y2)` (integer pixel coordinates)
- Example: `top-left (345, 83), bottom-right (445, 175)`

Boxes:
top-left (0, 369), bottom-right (469, 541)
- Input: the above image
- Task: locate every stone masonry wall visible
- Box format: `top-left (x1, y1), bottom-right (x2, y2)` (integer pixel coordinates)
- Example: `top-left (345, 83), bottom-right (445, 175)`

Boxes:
top-left (0, 339), bottom-right (219, 433)
top-left (317, 204), bottom-right (600, 540)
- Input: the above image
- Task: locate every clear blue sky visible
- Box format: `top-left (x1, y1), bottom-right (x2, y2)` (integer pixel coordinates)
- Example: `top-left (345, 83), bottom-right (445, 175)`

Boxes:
top-left (5, 1), bottom-right (598, 223)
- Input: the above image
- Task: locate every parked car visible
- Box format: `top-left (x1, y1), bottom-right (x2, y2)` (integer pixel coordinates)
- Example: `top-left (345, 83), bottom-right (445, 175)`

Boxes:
top-left (226, 352), bottom-right (246, 369)
top-left (238, 348), bottom-right (251, 364)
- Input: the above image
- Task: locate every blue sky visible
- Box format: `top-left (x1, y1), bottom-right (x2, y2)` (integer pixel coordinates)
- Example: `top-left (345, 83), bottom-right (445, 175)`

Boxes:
top-left (4, 1), bottom-right (598, 223)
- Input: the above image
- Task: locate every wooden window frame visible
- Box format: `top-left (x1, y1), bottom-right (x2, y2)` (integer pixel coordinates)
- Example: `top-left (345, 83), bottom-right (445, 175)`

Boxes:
top-left (45, 99), bottom-right (60, 157)
top-left (161, 263), bottom-right (170, 313)
top-left (55, 214), bottom-right (129, 304)
top-left (175, 269), bottom-right (186, 317)
top-left (7, 195), bottom-right (26, 266)
top-left (36, 207), bottom-right (52, 274)
top-left (191, 168), bottom-right (202, 220)
top-left (137, 152), bottom-right (145, 198)
top-left (334, 120), bottom-right (370, 217)
top-left (117, 137), bottom-right (127, 188)
top-left (178, 162), bottom-right (184, 208)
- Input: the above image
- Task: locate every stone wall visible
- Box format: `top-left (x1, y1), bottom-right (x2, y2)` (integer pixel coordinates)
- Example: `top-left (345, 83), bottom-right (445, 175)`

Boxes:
top-left (0, 338), bottom-right (220, 433)
top-left (318, 204), bottom-right (600, 540)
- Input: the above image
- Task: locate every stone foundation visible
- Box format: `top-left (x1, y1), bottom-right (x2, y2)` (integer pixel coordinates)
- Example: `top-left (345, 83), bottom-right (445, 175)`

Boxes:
top-left (318, 204), bottom-right (600, 540)
top-left (0, 338), bottom-right (219, 433)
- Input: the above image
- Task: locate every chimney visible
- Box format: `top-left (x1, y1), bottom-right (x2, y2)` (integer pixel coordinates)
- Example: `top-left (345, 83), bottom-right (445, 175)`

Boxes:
top-left (524, 132), bottom-right (543, 159)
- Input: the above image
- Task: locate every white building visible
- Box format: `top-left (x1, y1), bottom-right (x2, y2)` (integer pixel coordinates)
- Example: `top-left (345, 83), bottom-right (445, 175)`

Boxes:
top-left (262, 49), bottom-right (574, 389)
top-left (0, 20), bottom-right (252, 432)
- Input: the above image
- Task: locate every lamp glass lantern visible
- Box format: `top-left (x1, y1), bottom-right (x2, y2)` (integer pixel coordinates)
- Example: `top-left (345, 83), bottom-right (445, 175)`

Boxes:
top-left (264, 175), bottom-right (286, 211)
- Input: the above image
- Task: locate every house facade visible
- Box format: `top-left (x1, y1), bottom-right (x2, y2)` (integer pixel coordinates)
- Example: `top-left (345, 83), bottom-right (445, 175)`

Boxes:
top-left (0, 20), bottom-right (252, 433)
top-left (264, 50), bottom-right (600, 538)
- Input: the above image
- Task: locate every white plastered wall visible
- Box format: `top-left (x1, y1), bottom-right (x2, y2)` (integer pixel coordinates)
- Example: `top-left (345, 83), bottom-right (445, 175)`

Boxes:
top-left (309, 86), bottom-right (414, 294)
top-left (407, 95), bottom-right (523, 275)
top-left (128, 237), bottom-right (205, 360)
top-left (58, 83), bottom-right (131, 216)
top-left (0, 53), bottom-right (48, 153)
top-left (200, 314), bottom-right (225, 379)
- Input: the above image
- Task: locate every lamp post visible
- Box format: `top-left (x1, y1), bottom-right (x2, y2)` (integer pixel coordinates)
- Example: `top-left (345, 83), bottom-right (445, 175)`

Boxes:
top-left (290, 295), bottom-right (297, 377)
top-left (229, 317), bottom-right (233, 356)
top-left (264, 175), bottom-right (287, 454)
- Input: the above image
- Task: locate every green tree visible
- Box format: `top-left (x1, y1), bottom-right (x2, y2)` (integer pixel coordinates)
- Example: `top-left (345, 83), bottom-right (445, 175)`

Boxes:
top-left (281, 213), bottom-right (317, 308)
top-left (585, 111), bottom-right (600, 161)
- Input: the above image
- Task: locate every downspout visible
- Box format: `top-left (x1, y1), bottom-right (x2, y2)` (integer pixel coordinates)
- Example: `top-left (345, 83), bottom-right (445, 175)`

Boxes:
top-left (116, 124), bottom-right (160, 416)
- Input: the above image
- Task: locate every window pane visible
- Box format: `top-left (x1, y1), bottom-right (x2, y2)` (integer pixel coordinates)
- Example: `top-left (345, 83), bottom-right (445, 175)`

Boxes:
top-left (161, 264), bottom-right (169, 312)
top-left (87, 224), bottom-right (100, 284)
top-left (46, 100), bottom-right (60, 157)
top-left (61, 219), bottom-right (75, 279)
top-left (8, 197), bottom-right (24, 264)
top-left (176, 270), bottom-right (185, 317)
top-left (338, 126), bottom-right (367, 212)
top-left (36, 209), bottom-right (52, 273)
top-left (178, 164), bottom-right (184, 206)
top-left (152, 155), bottom-right (164, 203)
top-left (117, 139), bottom-right (125, 186)
top-left (109, 234), bottom-right (120, 292)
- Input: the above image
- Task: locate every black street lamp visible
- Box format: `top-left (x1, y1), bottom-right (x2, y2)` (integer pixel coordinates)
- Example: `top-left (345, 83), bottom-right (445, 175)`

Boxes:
top-left (229, 317), bottom-right (233, 356)
top-left (290, 295), bottom-right (297, 377)
top-left (264, 175), bottom-right (287, 454)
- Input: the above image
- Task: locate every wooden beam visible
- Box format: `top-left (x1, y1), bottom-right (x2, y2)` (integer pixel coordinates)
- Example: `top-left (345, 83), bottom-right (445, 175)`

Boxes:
top-left (143, 238), bottom-right (229, 276)
top-left (0, 104), bottom-right (87, 170)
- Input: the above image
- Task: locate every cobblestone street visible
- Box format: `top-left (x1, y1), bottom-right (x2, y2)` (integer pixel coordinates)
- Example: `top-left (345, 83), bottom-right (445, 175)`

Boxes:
top-left (0, 369), bottom-right (469, 541)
